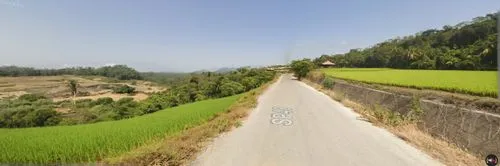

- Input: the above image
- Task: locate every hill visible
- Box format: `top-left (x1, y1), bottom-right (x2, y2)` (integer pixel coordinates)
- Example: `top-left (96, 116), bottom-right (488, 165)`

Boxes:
top-left (313, 13), bottom-right (498, 70)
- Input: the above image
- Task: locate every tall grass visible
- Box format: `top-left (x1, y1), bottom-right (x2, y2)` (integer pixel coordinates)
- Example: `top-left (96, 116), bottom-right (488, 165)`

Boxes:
top-left (321, 68), bottom-right (497, 97)
top-left (0, 94), bottom-right (241, 164)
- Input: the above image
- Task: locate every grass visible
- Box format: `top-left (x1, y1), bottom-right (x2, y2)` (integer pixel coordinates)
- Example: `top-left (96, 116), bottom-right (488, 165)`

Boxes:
top-left (108, 76), bottom-right (279, 165)
top-left (0, 94), bottom-right (241, 164)
top-left (321, 68), bottom-right (498, 97)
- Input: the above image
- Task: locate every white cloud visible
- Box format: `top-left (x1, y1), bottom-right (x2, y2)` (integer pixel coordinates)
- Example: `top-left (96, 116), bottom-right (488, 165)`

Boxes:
top-left (340, 41), bottom-right (348, 45)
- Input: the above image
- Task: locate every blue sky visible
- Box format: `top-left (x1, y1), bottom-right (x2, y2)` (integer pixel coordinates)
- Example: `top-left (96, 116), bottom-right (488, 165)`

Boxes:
top-left (1, 0), bottom-right (499, 72)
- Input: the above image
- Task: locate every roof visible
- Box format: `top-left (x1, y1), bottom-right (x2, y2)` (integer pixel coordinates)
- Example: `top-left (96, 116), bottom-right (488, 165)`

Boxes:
top-left (321, 60), bottom-right (335, 66)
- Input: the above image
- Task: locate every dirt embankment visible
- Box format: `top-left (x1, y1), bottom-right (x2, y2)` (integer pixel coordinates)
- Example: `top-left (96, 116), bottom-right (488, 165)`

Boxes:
top-left (0, 75), bottom-right (165, 101)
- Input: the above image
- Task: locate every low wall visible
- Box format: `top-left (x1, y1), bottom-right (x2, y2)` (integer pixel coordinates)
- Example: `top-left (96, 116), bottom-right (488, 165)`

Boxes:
top-left (314, 78), bottom-right (500, 155)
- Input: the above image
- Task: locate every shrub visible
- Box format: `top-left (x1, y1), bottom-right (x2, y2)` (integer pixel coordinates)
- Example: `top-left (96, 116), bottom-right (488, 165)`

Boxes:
top-left (322, 77), bottom-right (335, 89)
top-left (113, 85), bottom-right (136, 94)
top-left (93, 97), bottom-right (114, 105)
top-left (290, 59), bottom-right (314, 80)
top-left (0, 106), bottom-right (61, 128)
top-left (18, 94), bottom-right (47, 102)
top-left (75, 99), bottom-right (94, 108)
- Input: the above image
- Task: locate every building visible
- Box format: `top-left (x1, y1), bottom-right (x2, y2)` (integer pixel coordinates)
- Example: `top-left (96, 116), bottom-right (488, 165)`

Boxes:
top-left (321, 60), bottom-right (335, 68)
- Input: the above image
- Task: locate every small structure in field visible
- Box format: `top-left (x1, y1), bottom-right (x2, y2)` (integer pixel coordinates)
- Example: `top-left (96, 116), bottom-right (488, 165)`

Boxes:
top-left (321, 60), bottom-right (335, 68)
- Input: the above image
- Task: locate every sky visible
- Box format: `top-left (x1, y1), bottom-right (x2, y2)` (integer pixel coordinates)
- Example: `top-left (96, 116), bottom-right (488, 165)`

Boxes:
top-left (1, 0), bottom-right (499, 72)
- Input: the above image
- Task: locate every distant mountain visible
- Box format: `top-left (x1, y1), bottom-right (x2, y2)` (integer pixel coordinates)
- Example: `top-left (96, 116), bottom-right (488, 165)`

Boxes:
top-left (192, 67), bottom-right (238, 74)
top-left (214, 67), bottom-right (237, 73)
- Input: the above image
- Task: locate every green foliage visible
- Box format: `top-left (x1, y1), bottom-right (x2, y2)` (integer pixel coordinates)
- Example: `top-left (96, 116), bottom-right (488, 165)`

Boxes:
top-left (373, 106), bottom-right (403, 126)
top-left (0, 65), bottom-right (142, 80)
top-left (290, 59), bottom-right (315, 80)
top-left (94, 65), bottom-right (142, 80)
top-left (219, 81), bottom-right (245, 97)
top-left (67, 80), bottom-right (78, 96)
top-left (112, 85), bottom-right (136, 94)
top-left (0, 98), bottom-right (60, 128)
top-left (241, 77), bottom-right (258, 91)
top-left (140, 72), bottom-right (189, 86)
top-left (18, 94), bottom-right (47, 102)
top-left (93, 97), bottom-right (114, 105)
top-left (0, 95), bottom-right (241, 163)
top-left (139, 68), bottom-right (275, 114)
top-left (312, 13), bottom-right (497, 70)
top-left (321, 77), bottom-right (335, 89)
top-left (0, 67), bottom-right (275, 128)
top-left (322, 68), bottom-right (497, 97)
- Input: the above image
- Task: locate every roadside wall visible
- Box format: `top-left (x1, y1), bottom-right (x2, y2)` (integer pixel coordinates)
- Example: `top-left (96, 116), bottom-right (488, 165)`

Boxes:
top-left (311, 78), bottom-right (500, 155)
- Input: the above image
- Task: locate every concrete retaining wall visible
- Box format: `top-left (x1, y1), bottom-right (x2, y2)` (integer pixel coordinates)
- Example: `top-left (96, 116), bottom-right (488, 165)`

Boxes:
top-left (420, 99), bottom-right (500, 155)
top-left (321, 79), bottom-right (500, 155)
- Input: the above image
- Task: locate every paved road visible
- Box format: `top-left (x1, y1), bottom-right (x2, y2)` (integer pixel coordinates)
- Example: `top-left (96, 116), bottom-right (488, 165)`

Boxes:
top-left (192, 75), bottom-right (441, 166)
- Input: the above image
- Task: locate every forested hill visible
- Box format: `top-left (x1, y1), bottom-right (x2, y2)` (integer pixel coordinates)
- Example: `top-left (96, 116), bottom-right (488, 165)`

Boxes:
top-left (0, 65), bottom-right (142, 80)
top-left (314, 13), bottom-right (498, 70)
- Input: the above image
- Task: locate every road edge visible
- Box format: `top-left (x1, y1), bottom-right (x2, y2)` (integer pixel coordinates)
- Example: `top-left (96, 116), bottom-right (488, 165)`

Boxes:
top-left (105, 74), bottom-right (282, 165)
top-left (301, 77), bottom-right (482, 166)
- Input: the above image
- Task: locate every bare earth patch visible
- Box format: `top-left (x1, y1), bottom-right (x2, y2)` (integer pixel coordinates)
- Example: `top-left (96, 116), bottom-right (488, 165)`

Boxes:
top-left (0, 75), bottom-right (164, 101)
top-left (52, 93), bottom-right (150, 102)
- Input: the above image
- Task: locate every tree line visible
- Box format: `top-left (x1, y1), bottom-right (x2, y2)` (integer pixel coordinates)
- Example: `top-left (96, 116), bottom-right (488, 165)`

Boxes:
top-left (0, 67), bottom-right (275, 128)
top-left (140, 68), bottom-right (275, 113)
top-left (0, 65), bottom-right (142, 80)
top-left (313, 13), bottom-right (498, 70)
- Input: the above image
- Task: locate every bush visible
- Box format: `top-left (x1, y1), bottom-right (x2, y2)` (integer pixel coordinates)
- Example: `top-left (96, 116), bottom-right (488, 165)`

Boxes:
top-left (322, 77), bottom-right (335, 89)
top-left (0, 106), bottom-right (61, 128)
top-left (241, 77), bottom-right (258, 91)
top-left (290, 59), bottom-right (314, 80)
top-left (75, 99), bottom-right (94, 108)
top-left (93, 97), bottom-right (114, 105)
top-left (219, 81), bottom-right (245, 97)
top-left (18, 94), bottom-right (47, 102)
top-left (113, 85), bottom-right (136, 94)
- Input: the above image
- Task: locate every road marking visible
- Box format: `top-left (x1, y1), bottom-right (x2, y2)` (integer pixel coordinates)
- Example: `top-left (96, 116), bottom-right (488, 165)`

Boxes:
top-left (270, 106), bottom-right (293, 126)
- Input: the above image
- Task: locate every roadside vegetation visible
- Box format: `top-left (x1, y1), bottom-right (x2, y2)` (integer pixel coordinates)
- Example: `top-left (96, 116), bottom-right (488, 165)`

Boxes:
top-left (321, 68), bottom-right (497, 97)
top-left (0, 67), bottom-right (275, 128)
top-left (0, 66), bottom-right (276, 164)
top-left (0, 95), bottom-right (240, 163)
top-left (290, 59), bottom-right (314, 80)
top-left (110, 76), bottom-right (278, 165)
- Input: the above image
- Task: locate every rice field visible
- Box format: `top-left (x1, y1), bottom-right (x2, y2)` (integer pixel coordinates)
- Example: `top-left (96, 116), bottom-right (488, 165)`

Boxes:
top-left (321, 68), bottom-right (498, 97)
top-left (0, 94), bottom-right (241, 164)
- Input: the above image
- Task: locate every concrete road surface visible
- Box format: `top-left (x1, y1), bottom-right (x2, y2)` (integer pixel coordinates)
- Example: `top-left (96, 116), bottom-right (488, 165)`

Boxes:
top-left (191, 74), bottom-right (442, 166)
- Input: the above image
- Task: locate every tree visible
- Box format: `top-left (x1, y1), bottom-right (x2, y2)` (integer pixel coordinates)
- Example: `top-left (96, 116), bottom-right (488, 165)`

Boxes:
top-left (290, 59), bottom-right (314, 80)
top-left (310, 12), bottom-right (497, 71)
top-left (219, 81), bottom-right (245, 97)
top-left (68, 80), bottom-right (78, 105)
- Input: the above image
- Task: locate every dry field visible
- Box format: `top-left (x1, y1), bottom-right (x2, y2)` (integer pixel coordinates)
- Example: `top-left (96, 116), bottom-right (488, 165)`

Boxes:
top-left (0, 75), bottom-right (165, 101)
